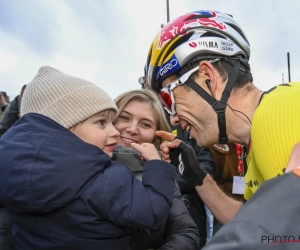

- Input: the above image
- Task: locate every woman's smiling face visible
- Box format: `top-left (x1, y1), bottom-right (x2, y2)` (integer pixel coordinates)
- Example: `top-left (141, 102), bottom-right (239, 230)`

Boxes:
top-left (114, 100), bottom-right (157, 147)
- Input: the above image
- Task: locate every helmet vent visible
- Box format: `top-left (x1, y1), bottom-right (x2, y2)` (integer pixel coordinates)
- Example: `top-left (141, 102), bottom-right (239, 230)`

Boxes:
top-left (225, 22), bottom-right (249, 44)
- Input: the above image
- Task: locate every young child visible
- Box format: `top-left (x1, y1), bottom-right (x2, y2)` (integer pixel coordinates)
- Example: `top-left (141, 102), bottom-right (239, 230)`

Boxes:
top-left (0, 66), bottom-right (176, 250)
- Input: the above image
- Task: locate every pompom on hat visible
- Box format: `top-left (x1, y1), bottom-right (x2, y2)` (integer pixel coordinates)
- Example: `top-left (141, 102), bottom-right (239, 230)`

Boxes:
top-left (21, 66), bottom-right (117, 129)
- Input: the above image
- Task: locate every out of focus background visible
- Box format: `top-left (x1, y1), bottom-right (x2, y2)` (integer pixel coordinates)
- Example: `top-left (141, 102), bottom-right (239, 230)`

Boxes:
top-left (0, 0), bottom-right (298, 99)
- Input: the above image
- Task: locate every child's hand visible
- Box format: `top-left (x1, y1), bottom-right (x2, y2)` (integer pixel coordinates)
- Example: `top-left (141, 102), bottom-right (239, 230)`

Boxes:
top-left (131, 143), bottom-right (161, 161)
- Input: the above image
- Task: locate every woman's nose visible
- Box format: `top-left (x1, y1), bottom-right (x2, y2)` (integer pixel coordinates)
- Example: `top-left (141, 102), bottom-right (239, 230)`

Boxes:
top-left (126, 122), bottom-right (139, 135)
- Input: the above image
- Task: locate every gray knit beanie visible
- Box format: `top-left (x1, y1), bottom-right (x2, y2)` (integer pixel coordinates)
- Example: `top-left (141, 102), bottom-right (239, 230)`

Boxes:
top-left (21, 66), bottom-right (117, 129)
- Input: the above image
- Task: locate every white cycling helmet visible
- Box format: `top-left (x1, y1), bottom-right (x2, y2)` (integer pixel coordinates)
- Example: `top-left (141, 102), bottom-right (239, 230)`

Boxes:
top-left (145, 10), bottom-right (251, 92)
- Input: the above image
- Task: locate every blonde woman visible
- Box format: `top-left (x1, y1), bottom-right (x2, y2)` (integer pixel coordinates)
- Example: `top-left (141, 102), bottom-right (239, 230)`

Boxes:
top-left (113, 89), bottom-right (199, 250)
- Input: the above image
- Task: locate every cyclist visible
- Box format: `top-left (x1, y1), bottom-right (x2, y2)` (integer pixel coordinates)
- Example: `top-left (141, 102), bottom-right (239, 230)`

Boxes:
top-left (144, 10), bottom-right (300, 224)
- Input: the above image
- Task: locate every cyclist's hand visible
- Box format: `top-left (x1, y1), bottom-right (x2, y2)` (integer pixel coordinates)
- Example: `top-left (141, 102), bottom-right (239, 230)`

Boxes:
top-left (156, 130), bottom-right (207, 186)
top-left (156, 131), bottom-right (177, 163)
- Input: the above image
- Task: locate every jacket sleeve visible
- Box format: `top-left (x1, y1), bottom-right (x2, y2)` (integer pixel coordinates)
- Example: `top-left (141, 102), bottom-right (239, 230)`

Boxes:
top-left (175, 128), bottom-right (217, 192)
top-left (88, 160), bottom-right (176, 230)
top-left (158, 181), bottom-right (200, 250)
top-left (203, 171), bottom-right (300, 250)
top-left (175, 125), bottom-right (217, 178)
top-left (190, 139), bottom-right (217, 178)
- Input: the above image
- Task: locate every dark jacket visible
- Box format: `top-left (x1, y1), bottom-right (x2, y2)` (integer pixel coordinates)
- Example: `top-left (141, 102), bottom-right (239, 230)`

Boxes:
top-left (170, 125), bottom-right (217, 248)
top-left (0, 96), bottom-right (20, 250)
top-left (0, 208), bottom-right (13, 250)
top-left (112, 145), bottom-right (200, 250)
top-left (0, 95), bottom-right (20, 136)
top-left (203, 171), bottom-right (300, 250)
top-left (0, 114), bottom-right (176, 250)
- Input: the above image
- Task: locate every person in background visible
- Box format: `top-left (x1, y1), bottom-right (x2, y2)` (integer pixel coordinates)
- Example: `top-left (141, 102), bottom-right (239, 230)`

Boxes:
top-left (0, 85), bottom-right (27, 136)
top-left (0, 85), bottom-right (27, 250)
top-left (0, 92), bottom-right (9, 120)
top-left (113, 89), bottom-right (199, 250)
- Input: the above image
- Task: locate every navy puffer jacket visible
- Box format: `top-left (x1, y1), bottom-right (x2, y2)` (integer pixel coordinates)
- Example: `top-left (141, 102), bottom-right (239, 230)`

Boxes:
top-left (0, 114), bottom-right (176, 250)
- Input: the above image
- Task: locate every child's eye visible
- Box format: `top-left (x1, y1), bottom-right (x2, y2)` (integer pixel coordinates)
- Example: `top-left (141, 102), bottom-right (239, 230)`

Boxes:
top-left (97, 120), bottom-right (106, 126)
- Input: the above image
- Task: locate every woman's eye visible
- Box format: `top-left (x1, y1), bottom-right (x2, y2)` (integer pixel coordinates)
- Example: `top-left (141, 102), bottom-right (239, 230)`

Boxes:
top-left (141, 122), bottom-right (151, 128)
top-left (119, 115), bottom-right (129, 121)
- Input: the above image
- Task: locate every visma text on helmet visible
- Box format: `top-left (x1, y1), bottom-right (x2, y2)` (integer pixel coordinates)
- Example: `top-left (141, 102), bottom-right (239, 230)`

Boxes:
top-left (198, 41), bottom-right (218, 48)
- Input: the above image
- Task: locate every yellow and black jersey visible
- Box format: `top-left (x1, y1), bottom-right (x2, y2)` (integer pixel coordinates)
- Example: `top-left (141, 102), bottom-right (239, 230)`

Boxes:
top-left (245, 82), bottom-right (300, 200)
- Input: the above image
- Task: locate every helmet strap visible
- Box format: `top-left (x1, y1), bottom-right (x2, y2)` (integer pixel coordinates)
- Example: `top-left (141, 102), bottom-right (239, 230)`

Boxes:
top-left (185, 60), bottom-right (241, 144)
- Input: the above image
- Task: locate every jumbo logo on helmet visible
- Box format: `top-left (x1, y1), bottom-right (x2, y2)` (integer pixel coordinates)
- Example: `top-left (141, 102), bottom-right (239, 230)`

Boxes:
top-left (157, 10), bottom-right (227, 49)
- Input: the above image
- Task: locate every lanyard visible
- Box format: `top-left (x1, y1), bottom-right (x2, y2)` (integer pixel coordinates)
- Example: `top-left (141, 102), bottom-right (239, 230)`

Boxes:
top-left (235, 143), bottom-right (244, 175)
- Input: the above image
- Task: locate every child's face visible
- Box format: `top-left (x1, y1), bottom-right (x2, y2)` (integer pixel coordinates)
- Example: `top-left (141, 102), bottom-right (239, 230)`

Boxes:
top-left (114, 100), bottom-right (157, 147)
top-left (71, 110), bottom-right (120, 157)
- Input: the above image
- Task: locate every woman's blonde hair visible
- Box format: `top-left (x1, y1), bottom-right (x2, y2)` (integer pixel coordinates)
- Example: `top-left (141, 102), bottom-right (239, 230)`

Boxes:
top-left (114, 89), bottom-right (170, 148)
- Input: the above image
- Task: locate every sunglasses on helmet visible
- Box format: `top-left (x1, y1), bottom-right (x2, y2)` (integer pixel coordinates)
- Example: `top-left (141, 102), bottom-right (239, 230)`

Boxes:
top-left (158, 58), bottom-right (220, 115)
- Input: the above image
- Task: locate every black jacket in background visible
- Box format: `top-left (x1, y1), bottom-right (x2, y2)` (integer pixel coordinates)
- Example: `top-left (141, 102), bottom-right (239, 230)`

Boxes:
top-left (0, 95), bottom-right (20, 136)
top-left (112, 145), bottom-right (200, 250)
top-left (170, 124), bottom-right (217, 249)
